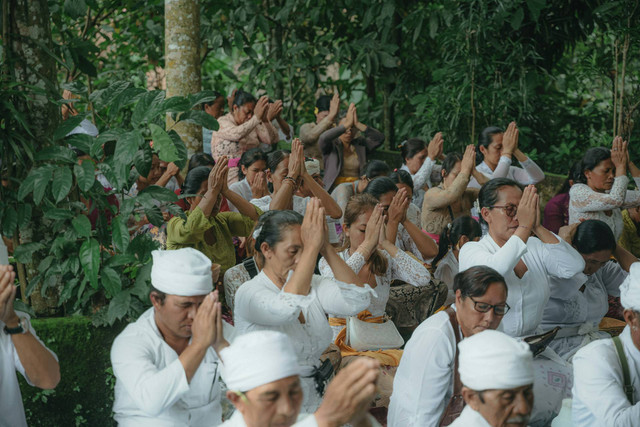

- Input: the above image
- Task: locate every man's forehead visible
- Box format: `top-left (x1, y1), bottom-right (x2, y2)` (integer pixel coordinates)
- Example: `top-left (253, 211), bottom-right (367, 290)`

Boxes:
top-left (167, 294), bottom-right (207, 303)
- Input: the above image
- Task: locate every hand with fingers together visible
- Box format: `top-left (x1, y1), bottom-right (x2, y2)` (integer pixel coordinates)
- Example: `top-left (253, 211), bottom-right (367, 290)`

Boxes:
top-left (388, 188), bottom-right (409, 225)
top-left (359, 204), bottom-right (384, 259)
top-left (501, 121), bottom-right (518, 157)
top-left (515, 185), bottom-right (538, 234)
top-left (428, 132), bottom-right (444, 161)
top-left (0, 264), bottom-right (17, 325)
top-left (301, 198), bottom-right (327, 256)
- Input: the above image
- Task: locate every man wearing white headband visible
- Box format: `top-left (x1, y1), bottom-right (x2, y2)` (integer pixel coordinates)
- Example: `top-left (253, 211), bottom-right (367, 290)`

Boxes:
top-left (111, 248), bottom-right (229, 426)
top-left (451, 330), bottom-right (534, 427)
top-left (572, 262), bottom-right (640, 425)
top-left (220, 330), bottom-right (380, 427)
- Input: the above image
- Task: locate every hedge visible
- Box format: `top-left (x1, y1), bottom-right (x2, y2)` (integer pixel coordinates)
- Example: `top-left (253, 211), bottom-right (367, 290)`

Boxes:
top-left (19, 316), bottom-right (125, 426)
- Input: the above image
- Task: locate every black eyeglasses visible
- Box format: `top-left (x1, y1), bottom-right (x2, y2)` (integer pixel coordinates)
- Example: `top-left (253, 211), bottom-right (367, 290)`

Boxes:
top-left (469, 296), bottom-right (510, 316)
top-left (489, 204), bottom-right (518, 218)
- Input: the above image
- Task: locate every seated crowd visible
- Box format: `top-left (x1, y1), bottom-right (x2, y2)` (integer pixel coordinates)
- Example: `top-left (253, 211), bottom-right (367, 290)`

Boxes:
top-left (4, 89), bottom-right (640, 427)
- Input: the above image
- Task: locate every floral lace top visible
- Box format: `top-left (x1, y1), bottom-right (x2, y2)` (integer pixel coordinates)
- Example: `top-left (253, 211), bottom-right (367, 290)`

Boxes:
top-left (569, 176), bottom-right (640, 240)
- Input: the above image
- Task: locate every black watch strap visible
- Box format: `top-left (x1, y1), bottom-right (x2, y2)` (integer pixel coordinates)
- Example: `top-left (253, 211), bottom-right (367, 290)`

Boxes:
top-left (4, 324), bottom-right (24, 335)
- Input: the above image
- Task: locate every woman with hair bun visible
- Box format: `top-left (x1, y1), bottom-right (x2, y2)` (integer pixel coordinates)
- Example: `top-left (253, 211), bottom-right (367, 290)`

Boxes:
top-left (227, 148), bottom-right (268, 212)
top-left (569, 136), bottom-right (640, 239)
top-left (234, 199), bottom-right (375, 413)
top-left (399, 133), bottom-right (444, 206)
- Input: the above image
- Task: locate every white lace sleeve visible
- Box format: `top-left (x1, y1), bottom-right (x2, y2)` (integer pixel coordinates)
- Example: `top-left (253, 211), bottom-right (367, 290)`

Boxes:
top-left (570, 177), bottom-right (630, 213)
top-left (388, 249), bottom-right (432, 287)
top-left (234, 279), bottom-right (316, 326)
top-left (412, 157), bottom-right (435, 191)
top-left (396, 225), bottom-right (426, 262)
top-left (515, 157), bottom-right (545, 184)
top-left (319, 251), bottom-right (366, 278)
top-left (223, 264), bottom-right (251, 311)
top-left (313, 275), bottom-right (376, 316)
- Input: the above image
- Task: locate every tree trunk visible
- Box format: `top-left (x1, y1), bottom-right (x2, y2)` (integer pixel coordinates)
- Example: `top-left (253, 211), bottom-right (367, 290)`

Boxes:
top-left (165, 0), bottom-right (202, 157)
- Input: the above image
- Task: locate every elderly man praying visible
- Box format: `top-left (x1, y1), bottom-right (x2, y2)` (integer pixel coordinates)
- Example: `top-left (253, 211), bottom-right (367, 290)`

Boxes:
top-left (220, 330), bottom-right (380, 427)
top-left (111, 248), bottom-right (228, 426)
top-left (450, 329), bottom-right (534, 427)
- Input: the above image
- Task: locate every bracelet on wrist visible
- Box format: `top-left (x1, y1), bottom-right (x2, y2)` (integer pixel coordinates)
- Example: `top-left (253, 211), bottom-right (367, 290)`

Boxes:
top-left (518, 225), bottom-right (531, 230)
top-left (282, 176), bottom-right (299, 189)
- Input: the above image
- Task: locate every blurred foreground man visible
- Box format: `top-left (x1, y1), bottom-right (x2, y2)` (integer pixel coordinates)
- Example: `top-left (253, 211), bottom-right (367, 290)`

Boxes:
top-left (0, 264), bottom-right (60, 427)
top-left (220, 330), bottom-right (380, 427)
top-left (111, 248), bottom-right (228, 426)
top-left (451, 330), bottom-right (534, 427)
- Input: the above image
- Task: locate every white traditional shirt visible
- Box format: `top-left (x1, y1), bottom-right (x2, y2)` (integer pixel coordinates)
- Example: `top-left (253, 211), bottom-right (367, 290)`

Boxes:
top-left (388, 309), bottom-right (459, 427)
top-left (0, 312), bottom-right (57, 427)
top-left (318, 248), bottom-right (431, 338)
top-left (111, 308), bottom-right (222, 426)
top-left (572, 326), bottom-right (640, 426)
top-left (400, 159), bottom-right (442, 207)
top-left (569, 176), bottom-right (640, 240)
top-left (220, 410), bottom-right (318, 426)
top-left (250, 194), bottom-right (309, 215)
top-left (227, 179), bottom-right (253, 213)
top-left (233, 271), bottom-right (374, 413)
top-left (541, 261), bottom-right (627, 360)
top-left (459, 234), bottom-right (585, 337)
top-left (434, 250), bottom-right (459, 305)
top-left (448, 406), bottom-right (492, 427)
top-left (468, 156), bottom-right (545, 189)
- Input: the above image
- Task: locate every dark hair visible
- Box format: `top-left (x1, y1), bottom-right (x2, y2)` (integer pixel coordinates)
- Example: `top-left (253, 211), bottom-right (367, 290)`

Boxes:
top-left (363, 177), bottom-right (398, 200)
top-left (254, 210), bottom-right (304, 259)
top-left (182, 166), bottom-right (211, 197)
top-left (316, 95), bottom-right (332, 112)
top-left (478, 178), bottom-right (524, 225)
top-left (188, 153), bottom-right (215, 172)
top-left (149, 285), bottom-right (166, 305)
top-left (341, 194), bottom-right (388, 275)
top-left (453, 265), bottom-right (507, 299)
top-left (267, 150), bottom-right (290, 172)
top-left (556, 161), bottom-right (582, 196)
top-left (476, 126), bottom-right (503, 164)
top-left (433, 216), bottom-right (482, 266)
top-left (238, 148), bottom-right (268, 179)
top-left (389, 170), bottom-right (414, 191)
top-left (200, 91), bottom-right (223, 109)
top-left (400, 138), bottom-right (427, 162)
top-left (232, 90), bottom-right (257, 108)
top-left (575, 147), bottom-right (611, 184)
top-left (442, 152), bottom-right (463, 177)
top-left (362, 160), bottom-right (390, 179)
top-left (573, 219), bottom-right (616, 255)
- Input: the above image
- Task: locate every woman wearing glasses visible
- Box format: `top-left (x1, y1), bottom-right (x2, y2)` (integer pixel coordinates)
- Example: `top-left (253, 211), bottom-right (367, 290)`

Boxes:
top-left (388, 266), bottom-right (508, 427)
top-left (459, 178), bottom-right (585, 338)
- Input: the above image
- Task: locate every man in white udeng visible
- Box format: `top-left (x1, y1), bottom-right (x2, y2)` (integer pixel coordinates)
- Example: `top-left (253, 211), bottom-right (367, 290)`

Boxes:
top-left (220, 329), bottom-right (380, 427)
top-left (111, 248), bottom-right (228, 426)
top-left (571, 262), bottom-right (640, 426)
top-left (451, 329), bottom-right (534, 427)
top-left (0, 264), bottom-right (60, 427)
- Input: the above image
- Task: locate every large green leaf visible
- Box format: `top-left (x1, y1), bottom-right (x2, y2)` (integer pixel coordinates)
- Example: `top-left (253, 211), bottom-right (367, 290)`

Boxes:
top-left (34, 146), bottom-right (77, 164)
top-left (74, 161), bottom-right (96, 192)
top-left (65, 133), bottom-right (94, 155)
top-left (159, 96), bottom-right (191, 113)
top-left (17, 174), bottom-right (37, 201)
top-left (1, 206), bottom-right (17, 238)
top-left (79, 238), bottom-right (100, 289)
top-left (511, 8), bottom-right (524, 30)
top-left (14, 242), bottom-right (45, 264)
top-left (149, 124), bottom-right (178, 163)
top-left (115, 130), bottom-right (143, 165)
top-left (32, 166), bottom-right (54, 205)
top-left (138, 185), bottom-right (179, 202)
top-left (101, 267), bottom-right (122, 298)
top-left (53, 115), bottom-right (86, 141)
top-left (111, 217), bottom-right (130, 253)
top-left (133, 144), bottom-right (153, 178)
top-left (16, 204), bottom-right (32, 230)
top-left (178, 110), bottom-right (219, 130)
top-left (43, 208), bottom-right (75, 221)
top-left (188, 91), bottom-right (221, 109)
top-left (107, 290), bottom-right (131, 324)
top-left (90, 80), bottom-right (130, 109)
top-left (168, 130), bottom-right (188, 169)
top-left (51, 166), bottom-right (73, 202)
top-left (131, 262), bottom-right (152, 300)
top-left (72, 215), bottom-right (92, 238)
top-left (131, 90), bottom-right (165, 127)
top-left (144, 205), bottom-right (164, 227)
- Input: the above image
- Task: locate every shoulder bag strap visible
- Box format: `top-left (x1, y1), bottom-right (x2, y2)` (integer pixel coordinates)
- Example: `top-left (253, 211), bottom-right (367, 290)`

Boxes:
top-left (445, 307), bottom-right (462, 395)
top-left (447, 205), bottom-right (455, 222)
top-left (612, 336), bottom-right (635, 404)
top-left (242, 257), bottom-right (259, 279)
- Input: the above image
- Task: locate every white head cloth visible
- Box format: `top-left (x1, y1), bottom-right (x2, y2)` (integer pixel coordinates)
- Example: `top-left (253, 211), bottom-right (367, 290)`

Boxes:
top-left (150, 248), bottom-right (213, 296)
top-left (620, 262), bottom-right (640, 312)
top-left (220, 330), bottom-right (301, 391)
top-left (305, 158), bottom-right (320, 176)
top-left (458, 330), bottom-right (533, 391)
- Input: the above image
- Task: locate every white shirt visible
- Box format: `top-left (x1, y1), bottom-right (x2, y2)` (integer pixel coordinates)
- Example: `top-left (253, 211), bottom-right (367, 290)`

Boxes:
top-left (228, 179), bottom-right (253, 212)
top-left (434, 250), bottom-right (459, 305)
top-left (459, 234), bottom-right (584, 337)
top-left (111, 308), bottom-right (222, 426)
top-left (388, 309), bottom-right (458, 427)
top-left (449, 406), bottom-right (492, 427)
top-left (400, 159), bottom-right (442, 207)
top-left (468, 156), bottom-right (545, 189)
top-left (0, 312), bottom-right (57, 427)
top-left (572, 326), bottom-right (640, 426)
top-left (233, 271), bottom-right (374, 413)
top-left (250, 195), bottom-right (309, 215)
top-left (319, 248), bottom-right (431, 338)
top-left (541, 260), bottom-right (627, 360)
top-left (569, 176), bottom-right (640, 240)
top-left (220, 410), bottom-right (318, 427)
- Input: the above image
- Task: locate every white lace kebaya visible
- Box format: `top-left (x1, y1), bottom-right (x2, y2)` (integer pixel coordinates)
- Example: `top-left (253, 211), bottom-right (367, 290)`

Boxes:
top-left (233, 271), bottom-right (375, 413)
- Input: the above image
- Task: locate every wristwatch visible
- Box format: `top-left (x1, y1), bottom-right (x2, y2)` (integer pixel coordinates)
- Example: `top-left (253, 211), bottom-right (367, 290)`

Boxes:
top-left (4, 316), bottom-right (29, 335)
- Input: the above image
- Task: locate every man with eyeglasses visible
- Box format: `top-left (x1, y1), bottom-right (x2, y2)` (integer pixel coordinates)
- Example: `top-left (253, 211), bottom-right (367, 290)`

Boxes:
top-left (450, 329), bottom-right (534, 427)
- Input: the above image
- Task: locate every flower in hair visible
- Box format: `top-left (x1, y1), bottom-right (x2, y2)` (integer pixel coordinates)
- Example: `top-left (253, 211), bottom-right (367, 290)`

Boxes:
top-left (252, 225), bottom-right (263, 240)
